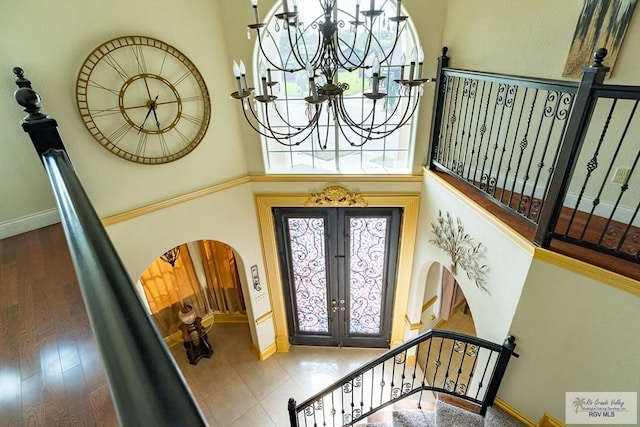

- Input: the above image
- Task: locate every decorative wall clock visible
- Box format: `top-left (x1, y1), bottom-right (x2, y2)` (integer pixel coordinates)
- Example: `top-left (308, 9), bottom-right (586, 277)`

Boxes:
top-left (76, 35), bottom-right (211, 164)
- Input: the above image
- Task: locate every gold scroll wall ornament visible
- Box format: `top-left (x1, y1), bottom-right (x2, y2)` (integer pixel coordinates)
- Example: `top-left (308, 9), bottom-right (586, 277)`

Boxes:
top-left (305, 186), bottom-right (368, 207)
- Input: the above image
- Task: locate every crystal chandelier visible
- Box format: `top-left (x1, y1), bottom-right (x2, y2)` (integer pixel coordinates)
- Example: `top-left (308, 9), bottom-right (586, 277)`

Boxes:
top-left (231, 0), bottom-right (428, 150)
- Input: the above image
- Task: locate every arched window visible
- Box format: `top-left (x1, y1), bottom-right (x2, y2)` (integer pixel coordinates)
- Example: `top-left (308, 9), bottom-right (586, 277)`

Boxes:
top-left (253, 0), bottom-right (422, 173)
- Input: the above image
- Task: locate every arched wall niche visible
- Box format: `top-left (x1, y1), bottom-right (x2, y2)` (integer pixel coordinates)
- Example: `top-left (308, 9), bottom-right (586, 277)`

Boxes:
top-left (135, 238), bottom-right (256, 349)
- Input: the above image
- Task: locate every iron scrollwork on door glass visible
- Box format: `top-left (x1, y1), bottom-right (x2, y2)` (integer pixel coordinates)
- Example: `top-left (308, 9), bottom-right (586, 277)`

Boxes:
top-left (288, 217), bottom-right (329, 333)
top-left (349, 217), bottom-right (388, 335)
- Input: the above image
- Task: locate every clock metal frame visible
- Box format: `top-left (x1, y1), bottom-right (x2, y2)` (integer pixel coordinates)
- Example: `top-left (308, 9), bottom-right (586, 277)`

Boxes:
top-left (76, 35), bottom-right (211, 164)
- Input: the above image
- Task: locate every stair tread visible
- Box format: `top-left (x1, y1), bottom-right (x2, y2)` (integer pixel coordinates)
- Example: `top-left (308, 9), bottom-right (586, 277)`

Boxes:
top-left (435, 400), bottom-right (484, 427)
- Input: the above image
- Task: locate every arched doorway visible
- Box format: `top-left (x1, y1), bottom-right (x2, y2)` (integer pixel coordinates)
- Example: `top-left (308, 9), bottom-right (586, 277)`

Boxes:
top-left (435, 267), bottom-right (476, 337)
top-left (137, 239), bottom-right (249, 344)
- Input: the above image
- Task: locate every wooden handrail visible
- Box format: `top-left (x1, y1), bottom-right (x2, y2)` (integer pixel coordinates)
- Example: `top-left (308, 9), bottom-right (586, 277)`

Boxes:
top-left (13, 67), bottom-right (206, 426)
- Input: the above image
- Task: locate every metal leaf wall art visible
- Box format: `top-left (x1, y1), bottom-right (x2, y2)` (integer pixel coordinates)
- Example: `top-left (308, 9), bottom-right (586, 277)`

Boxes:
top-left (430, 210), bottom-right (489, 293)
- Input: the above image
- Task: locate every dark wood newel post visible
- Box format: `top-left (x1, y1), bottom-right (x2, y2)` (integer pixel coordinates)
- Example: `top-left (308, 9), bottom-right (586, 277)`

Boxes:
top-left (534, 49), bottom-right (610, 247)
top-left (13, 68), bottom-right (206, 426)
top-left (288, 398), bottom-right (298, 427)
top-left (425, 46), bottom-right (450, 169)
top-left (480, 335), bottom-right (518, 416)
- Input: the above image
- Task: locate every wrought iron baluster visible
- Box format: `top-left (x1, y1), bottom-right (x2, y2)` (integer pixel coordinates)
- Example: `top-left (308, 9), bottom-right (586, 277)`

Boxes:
top-left (494, 85), bottom-right (520, 202)
top-left (614, 199), bottom-right (640, 257)
top-left (498, 87), bottom-right (529, 204)
top-left (399, 349), bottom-right (409, 397)
top-left (341, 382), bottom-right (346, 427)
top-left (473, 81), bottom-right (494, 184)
top-left (432, 337), bottom-right (445, 387)
top-left (538, 92), bottom-right (574, 223)
top-left (379, 358), bottom-right (386, 407)
top-left (586, 100), bottom-right (637, 243)
top-left (474, 350), bottom-right (495, 400)
top-left (418, 337), bottom-right (433, 407)
top-left (479, 83), bottom-right (505, 193)
top-left (460, 80), bottom-right (480, 179)
top-left (411, 340), bottom-right (421, 392)
top-left (464, 344), bottom-right (480, 400)
top-left (509, 88), bottom-right (538, 209)
top-left (331, 391), bottom-right (336, 427)
top-left (563, 99), bottom-right (617, 237)
top-left (442, 339), bottom-right (458, 392)
top-left (389, 352), bottom-right (398, 401)
top-left (452, 342), bottom-right (468, 395)
top-left (446, 77), bottom-right (463, 169)
top-left (359, 374), bottom-right (364, 423)
top-left (438, 76), bottom-right (455, 165)
top-left (486, 84), bottom-right (516, 197)
top-left (453, 78), bottom-right (472, 176)
top-left (465, 80), bottom-right (487, 182)
top-left (349, 377), bottom-right (355, 425)
top-left (525, 90), bottom-right (565, 220)
top-left (369, 366), bottom-right (375, 413)
top-left (517, 90), bottom-right (553, 216)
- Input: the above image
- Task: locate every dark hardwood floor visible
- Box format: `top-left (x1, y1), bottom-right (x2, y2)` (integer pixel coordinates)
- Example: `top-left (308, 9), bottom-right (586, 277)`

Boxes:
top-left (0, 224), bottom-right (117, 426)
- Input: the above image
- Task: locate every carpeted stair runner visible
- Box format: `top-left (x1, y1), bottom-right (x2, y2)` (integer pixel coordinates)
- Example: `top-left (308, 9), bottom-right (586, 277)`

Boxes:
top-left (484, 406), bottom-right (526, 427)
top-left (435, 400), bottom-right (484, 427)
top-left (365, 399), bottom-right (526, 427)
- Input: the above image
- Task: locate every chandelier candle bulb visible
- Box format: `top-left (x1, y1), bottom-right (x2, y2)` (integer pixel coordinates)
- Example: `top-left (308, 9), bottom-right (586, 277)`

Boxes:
top-left (233, 61), bottom-right (242, 94)
top-left (306, 62), bottom-right (318, 101)
top-left (251, 0), bottom-right (259, 23)
top-left (417, 47), bottom-right (424, 79)
top-left (372, 56), bottom-right (380, 95)
top-left (239, 60), bottom-right (248, 90)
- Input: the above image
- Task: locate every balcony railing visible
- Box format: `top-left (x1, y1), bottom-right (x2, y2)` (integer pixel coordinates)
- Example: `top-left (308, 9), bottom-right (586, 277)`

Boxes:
top-left (428, 47), bottom-right (640, 264)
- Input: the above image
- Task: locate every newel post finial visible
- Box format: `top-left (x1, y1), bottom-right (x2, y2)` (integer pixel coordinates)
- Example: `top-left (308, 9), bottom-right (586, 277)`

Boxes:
top-left (441, 46), bottom-right (448, 57)
top-left (13, 67), bottom-right (46, 121)
top-left (591, 47), bottom-right (608, 67)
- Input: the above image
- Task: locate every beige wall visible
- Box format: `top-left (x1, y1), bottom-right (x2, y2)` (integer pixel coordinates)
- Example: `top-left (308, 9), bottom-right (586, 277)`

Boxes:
top-left (500, 258), bottom-right (640, 423)
top-left (442, 0), bottom-right (640, 84)
top-left (0, 0), bottom-right (248, 233)
top-left (411, 171), bottom-right (532, 344)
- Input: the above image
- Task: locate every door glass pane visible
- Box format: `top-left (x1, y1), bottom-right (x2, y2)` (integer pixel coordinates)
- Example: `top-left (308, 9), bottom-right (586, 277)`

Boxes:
top-left (288, 218), bottom-right (329, 333)
top-left (349, 217), bottom-right (388, 335)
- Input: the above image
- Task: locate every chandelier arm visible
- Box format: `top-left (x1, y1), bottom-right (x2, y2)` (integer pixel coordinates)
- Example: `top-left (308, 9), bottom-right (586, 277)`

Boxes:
top-left (332, 90), bottom-right (420, 142)
top-left (239, 100), bottom-right (315, 144)
top-left (372, 20), bottom-right (407, 66)
top-left (332, 21), bottom-right (376, 70)
top-left (263, 101), bottom-right (325, 145)
top-left (314, 107), bottom-right (332, 150)
top-left (255, 27), bottom-right (306, 73)
top-left (333, 95), bottom-right (376, 128)
top-left (335, 114), bottom-right (372, 147)
top-left (285, 19), bottom-right (322, 70)
top-left (384, 87), bottom-right (422, 130)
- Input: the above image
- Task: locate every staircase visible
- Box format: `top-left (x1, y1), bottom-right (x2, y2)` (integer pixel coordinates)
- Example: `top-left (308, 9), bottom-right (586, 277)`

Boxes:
top-left (288, 331), bottom-right (519, 427)
top-left (360, 398), bottom-right (525, 427)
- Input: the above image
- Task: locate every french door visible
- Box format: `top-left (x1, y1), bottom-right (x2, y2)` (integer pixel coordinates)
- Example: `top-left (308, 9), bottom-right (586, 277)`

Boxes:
top-left (274, 207), bottom-right (402, 348)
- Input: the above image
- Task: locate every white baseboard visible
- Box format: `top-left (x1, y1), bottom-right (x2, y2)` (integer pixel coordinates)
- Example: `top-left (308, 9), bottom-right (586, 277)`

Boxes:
top-left (0, 208), bottom-right (60, 239)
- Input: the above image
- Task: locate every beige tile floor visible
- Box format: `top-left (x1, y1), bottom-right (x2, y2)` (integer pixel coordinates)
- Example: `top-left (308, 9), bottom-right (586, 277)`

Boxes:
top-left (169, 323), bottom-right (386, 427)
